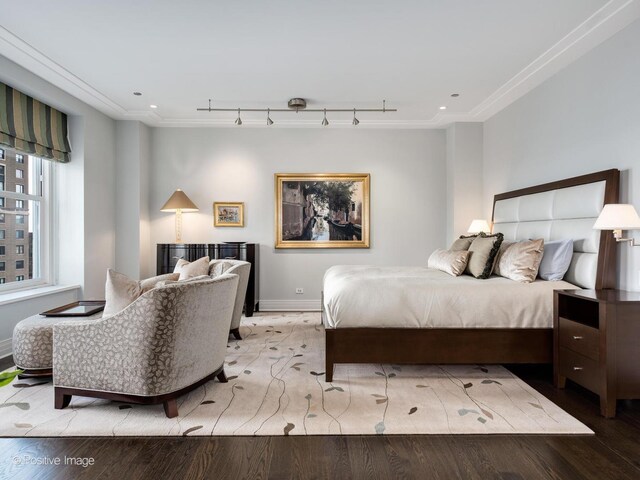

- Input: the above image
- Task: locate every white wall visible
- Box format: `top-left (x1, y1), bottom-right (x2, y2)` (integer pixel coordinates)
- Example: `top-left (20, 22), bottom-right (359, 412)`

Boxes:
top-left (446, 123), bottom-right (484, 245)
top-left (150, 129), bottom-right (446, 308)
top-left (115, 121), bottom-right (152, 279)
top-left (483, 18), bottom-right (640, 291)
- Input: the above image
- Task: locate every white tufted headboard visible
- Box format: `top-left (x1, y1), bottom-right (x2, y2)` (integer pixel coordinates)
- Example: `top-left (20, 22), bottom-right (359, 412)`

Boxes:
top-left (492, 170), bottom-right (619, 289)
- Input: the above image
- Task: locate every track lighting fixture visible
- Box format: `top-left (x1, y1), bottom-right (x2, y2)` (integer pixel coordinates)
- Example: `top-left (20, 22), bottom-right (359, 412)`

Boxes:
top-left (321, 109), bottom-right (329, 126)
top-left (198, 98), bottom-right (396, 125)
top-left (352, 109), bottom-right (360, 126)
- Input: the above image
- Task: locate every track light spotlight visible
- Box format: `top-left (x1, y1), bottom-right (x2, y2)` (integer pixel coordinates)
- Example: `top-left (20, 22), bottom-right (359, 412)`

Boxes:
top-left (235, 108), bottom-right (243, 126)
top-left (322, 109), bottom-right (329, 126)
top-left (267, 108), bottom-right (274, 126)
top-left (352, 109), bottom-right (360, 126)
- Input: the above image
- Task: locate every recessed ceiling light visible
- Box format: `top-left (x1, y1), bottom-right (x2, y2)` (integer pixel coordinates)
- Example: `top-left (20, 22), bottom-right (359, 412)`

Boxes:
top-left (150, 104), bottom-right (158, 109)
top-left (451, 93), bottom-right (460, 97)
top-left (133, 92), bottom-right (142, 96)
top-left (439, 106), bottom-right (447, 110)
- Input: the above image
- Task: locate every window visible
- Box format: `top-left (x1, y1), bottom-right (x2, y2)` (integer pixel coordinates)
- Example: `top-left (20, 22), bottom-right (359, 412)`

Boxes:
top-left (0, 164), bottom-right (4, 190)
top-left (0, 262), bottom-right (4, 271)
top-left (0, 278), bottom-right (4, 284)
top-left (0, 147), bottom-right (52, 292)
top-left (0, 148), bottom-right (4, 160)
top-left (0, 246), bottom-right (4, 255)
top-left (0, 214), bottom-right (4, 224)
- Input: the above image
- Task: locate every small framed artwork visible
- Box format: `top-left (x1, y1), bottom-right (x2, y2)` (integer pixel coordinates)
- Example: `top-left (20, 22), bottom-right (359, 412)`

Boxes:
top-left (275, 173), bottom-right (370, 249)
top-left (214, 202), bottom-right (244, 227)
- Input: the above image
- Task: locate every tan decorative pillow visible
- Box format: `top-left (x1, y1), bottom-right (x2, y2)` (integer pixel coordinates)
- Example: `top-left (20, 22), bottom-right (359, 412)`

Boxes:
top-left (173, 256), bottom-right (210, 280)
top-left (449, 235), bottom-right (477, 251)
top-left (103, 269), bottom-right (143, 317)
top-left (139, 273), bottom-right (180, 293)
top-left (465, 233), bottom-right (504, 279)
top-left (428, 249), bottom-right (471, 276)
top-left (494, 239), bottom-right (545, 283)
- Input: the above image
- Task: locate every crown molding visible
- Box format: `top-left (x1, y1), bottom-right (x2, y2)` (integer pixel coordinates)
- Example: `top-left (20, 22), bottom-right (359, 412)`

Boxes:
top-left (1, 0), bottom-right (637, 128)
top-left (0, 26), bottom-right (127, 117)
top-left (469, 0), bottom-right (640, 121)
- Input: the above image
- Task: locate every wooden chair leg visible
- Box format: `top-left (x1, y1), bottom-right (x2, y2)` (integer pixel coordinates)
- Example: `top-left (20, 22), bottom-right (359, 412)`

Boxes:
top-left (54, 389), bottom-right (72, 410)
top-left (217, 368), bottom-right (228, 383)
top-left (163, 399), bottom-right (178, 418)
top-left (230, 328), bottom-right (242, 340)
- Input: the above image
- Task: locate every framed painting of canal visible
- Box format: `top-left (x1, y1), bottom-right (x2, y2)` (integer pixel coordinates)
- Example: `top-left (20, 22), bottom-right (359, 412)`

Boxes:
top-left (214, 202), bottom-right (244, 227)
top-left (275, 173), bottom-right (370, 249)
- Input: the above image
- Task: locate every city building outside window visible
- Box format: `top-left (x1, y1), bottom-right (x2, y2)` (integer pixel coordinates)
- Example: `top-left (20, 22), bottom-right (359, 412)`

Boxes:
top-left (0, 147), bottom-right (52, 292)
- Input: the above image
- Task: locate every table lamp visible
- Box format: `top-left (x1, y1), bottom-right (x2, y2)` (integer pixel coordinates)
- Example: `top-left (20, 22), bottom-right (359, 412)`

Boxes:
top-left (160, 189), bottom-right (199, 243)
top-left (593, 204), bottom-right (640, 247)
top-left (467, 219), bottom-right (491, 234)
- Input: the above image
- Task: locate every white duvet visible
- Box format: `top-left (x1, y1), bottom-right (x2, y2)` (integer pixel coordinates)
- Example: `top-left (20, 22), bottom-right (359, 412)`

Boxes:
top-left (322, 265), bottom-right (576, 329)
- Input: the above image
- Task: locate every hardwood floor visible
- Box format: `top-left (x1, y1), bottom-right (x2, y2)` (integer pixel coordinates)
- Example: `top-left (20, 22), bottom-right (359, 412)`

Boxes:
top-left (1, 357), bottom-right (638, 480)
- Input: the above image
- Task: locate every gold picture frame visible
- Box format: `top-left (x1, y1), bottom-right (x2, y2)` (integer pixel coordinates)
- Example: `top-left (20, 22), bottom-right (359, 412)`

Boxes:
top-left (275, 173), bottom-right (370, 249)
top-left (213, 202), bottom-right (244, 227)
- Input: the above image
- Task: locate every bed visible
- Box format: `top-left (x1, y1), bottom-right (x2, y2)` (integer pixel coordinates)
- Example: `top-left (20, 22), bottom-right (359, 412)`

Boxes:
top-left (322, 169), bottom-right (619, 382)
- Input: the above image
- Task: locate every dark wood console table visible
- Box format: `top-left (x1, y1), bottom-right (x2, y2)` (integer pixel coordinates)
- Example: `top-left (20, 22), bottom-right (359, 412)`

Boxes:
top-left (156, 243), bottom-right (259, 316)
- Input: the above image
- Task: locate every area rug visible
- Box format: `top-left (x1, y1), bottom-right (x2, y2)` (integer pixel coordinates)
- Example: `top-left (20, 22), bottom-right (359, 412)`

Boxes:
top-left (0, 312), bottom-right (592, 436)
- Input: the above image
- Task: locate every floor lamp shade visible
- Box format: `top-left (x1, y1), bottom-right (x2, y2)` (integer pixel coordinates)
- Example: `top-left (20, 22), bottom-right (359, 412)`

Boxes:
top-left (161, 189), bottom-right (199, 243)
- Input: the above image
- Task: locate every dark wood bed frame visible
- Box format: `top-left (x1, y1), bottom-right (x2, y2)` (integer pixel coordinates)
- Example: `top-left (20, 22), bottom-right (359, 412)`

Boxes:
top-left (324, 169), bottom-right (620, 382)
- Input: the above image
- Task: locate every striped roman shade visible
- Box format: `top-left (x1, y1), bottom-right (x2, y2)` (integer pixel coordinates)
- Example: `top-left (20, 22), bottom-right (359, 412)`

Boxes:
top-left (0, 82), bottom-right (71, 163)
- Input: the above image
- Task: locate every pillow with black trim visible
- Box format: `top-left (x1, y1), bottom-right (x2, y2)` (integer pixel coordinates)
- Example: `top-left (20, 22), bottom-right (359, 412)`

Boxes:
top-left (449, 234), bottom-right (477, 251)
top-left (465, 232), bottom-right (504, 279)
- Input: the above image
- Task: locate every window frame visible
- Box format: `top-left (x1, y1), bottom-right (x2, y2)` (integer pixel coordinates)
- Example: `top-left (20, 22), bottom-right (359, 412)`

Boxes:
top-left (0, 154), bottom-right (54, 293)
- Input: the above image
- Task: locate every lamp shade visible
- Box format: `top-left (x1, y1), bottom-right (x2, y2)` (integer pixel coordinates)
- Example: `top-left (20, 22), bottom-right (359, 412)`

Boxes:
top-left (467, 219), bottom-right (491, 234)
top-left (593, 204), bottom-right (640, 230)
top-left (160, 189), bottom-right (199, 212)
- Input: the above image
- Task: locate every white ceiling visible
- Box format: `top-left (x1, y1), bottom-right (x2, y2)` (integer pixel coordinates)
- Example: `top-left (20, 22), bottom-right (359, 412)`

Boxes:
top-left (1, 0), bottom-right (638, 127)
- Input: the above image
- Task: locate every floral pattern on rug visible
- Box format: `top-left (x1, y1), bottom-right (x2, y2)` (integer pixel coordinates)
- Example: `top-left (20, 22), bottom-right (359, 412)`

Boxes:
top-left (0, 313), bottom-right (592, 436)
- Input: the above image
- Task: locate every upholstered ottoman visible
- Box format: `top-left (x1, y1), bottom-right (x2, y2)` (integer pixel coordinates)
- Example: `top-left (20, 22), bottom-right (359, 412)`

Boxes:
top-left (13, 312), bottom-right (102, 377)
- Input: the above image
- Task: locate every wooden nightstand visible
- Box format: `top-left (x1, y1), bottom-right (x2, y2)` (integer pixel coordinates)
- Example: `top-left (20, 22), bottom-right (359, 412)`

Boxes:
top-left (554, 289), bottom-right (640, 418)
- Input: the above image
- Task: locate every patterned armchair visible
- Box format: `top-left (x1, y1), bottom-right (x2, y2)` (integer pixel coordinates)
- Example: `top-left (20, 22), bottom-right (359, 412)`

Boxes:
top-left (208, 259), bottom-right (251, 339)
top-left (53, 274), bottom-right (239, 418)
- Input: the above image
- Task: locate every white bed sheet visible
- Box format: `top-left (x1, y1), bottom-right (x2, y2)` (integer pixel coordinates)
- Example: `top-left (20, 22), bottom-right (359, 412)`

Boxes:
top-left (322, 265), bottom-right (576, 329)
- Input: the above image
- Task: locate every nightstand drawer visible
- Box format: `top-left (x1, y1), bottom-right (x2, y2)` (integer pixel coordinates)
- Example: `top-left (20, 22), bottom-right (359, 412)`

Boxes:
top-left (558, 317), bottom-right (599, 360)
top-left (558, 347), bottom-right (601, 394)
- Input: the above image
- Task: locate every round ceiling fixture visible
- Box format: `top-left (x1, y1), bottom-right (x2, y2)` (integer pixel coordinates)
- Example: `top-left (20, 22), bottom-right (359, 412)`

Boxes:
top-left (133, 92), bottom-right (142, 96)
top-left (287, 98), bottom-right (307, 110)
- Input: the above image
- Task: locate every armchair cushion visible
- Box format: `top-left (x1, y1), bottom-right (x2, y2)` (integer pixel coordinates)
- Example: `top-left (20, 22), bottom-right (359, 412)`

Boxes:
top-left (174, 256), bottom-right (210, 280)
top-left (104, 270), bottom-right (180, 317)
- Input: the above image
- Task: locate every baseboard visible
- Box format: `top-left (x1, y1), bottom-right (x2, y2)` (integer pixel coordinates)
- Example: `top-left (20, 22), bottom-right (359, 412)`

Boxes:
top-left (0, 338), bottom-right (12, 360)
top-left (259, 299), bottom-right (321, 312)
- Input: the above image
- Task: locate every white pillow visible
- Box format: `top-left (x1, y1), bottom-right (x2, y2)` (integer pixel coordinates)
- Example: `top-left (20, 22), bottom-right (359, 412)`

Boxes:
top-left (173, 256), bottom-right (210, 280)
top-left (103, 269), bottom-right (143, 317)
top-left (538, 239), bottom-right (574, 281)
top-left (428, 249), bottom-right (470, 276)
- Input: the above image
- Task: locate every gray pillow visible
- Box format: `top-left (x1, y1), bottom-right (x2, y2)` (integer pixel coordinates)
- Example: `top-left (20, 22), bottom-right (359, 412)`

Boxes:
top-left (465, 233), bottom-right (504, 279)
top-left (538, 239), bottom-right (573, 281)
